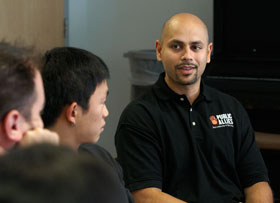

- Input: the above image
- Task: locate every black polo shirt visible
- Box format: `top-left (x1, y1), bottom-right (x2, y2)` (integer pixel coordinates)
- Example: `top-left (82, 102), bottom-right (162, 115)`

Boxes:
top-left (115, 72), bottom-right (269, 203)
top-left (78, 144), bottom-right (134, 203)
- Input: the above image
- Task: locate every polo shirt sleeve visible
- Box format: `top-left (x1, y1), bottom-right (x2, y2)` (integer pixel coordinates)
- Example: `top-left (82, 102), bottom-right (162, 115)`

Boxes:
top-left (236, 105), bottom-right (269, 188)
top-left (115, 102), bottom-right (163, 192)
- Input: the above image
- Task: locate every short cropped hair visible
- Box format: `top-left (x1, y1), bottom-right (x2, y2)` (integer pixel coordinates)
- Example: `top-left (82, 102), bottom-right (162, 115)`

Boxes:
top-left (0, 41), bottom-right (41, 121)
top-left (0, 144), bottom-right (126, 203)
top-left (41, 47), bottom-right (110, 127)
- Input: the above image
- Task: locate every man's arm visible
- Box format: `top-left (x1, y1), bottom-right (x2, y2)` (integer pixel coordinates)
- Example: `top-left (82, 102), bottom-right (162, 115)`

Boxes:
top-left (132, 188), bottom-right (187, 203)
top-left (244, 181), bottom-right (273, 203)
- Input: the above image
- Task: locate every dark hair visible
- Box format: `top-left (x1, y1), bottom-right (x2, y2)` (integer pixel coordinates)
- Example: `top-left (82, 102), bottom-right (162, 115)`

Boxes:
top-left (41, 47), bottom-right (110, 127)
top-left (0, 41), bottom-right (40, 121)
top-left (0, 144), bottom-right (126, 203)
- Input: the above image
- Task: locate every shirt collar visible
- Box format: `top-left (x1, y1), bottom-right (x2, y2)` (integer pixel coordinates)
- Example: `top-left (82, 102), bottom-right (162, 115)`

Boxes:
top-left (153, 72), bottom-right (212, 102)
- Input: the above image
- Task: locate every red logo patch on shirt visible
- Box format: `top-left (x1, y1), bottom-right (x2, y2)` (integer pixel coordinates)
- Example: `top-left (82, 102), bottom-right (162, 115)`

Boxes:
top-left (209, 113), bottom-right (234, 129)
top-left (209, 115), bottom-right (219, 125)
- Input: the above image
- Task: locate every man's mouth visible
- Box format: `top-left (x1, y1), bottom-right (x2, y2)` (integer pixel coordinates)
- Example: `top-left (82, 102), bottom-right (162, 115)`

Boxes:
top-left (177, 63), bottom-right (197, 69)
top-left (177, 64), bottom-right (197, 74)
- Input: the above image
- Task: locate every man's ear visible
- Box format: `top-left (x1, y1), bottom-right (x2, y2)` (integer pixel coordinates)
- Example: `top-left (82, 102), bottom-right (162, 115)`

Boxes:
top-left (207, 42), bottom-right (213, 63)
top-left (65, 102), bottom-right (78, 125)
top-left (155, 40), bottom-right (162, 62)
top-left (2, 110), bottom-right (23, 142)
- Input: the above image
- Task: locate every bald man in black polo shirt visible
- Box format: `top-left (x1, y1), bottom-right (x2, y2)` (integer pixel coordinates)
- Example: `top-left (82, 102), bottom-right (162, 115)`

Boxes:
top-left (115, 13), bottom-right (273, 203)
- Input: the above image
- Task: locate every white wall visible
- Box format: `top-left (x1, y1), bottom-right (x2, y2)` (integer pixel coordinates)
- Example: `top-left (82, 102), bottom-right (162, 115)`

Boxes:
top-left (68, 0), bottom-right (213, 157)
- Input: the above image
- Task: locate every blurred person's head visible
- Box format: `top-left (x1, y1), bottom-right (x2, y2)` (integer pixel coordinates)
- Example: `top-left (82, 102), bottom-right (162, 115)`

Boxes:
top-left (42, 47), bottom-right (110, 150)
top-left (0, 143), bottom-right (127, 203)
top-left (0, 41), bottom-right (45, 152)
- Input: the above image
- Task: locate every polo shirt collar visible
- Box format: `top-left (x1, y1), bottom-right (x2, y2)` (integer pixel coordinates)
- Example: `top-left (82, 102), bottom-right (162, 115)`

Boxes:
top-left (153, 72), bottom-right (212, 102)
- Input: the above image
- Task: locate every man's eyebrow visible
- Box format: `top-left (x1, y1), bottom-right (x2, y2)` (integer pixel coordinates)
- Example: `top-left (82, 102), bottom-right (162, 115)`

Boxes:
top-left (168, 39), bottom-right (204, 45)
top-left (191, 40), bottom-right (204, 45)
top-left (168, 39), bottom-right (184, 44)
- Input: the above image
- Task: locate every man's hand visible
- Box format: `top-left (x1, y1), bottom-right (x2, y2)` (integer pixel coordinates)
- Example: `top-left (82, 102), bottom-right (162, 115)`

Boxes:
top-left (19, 128), bottom-right (59, 147)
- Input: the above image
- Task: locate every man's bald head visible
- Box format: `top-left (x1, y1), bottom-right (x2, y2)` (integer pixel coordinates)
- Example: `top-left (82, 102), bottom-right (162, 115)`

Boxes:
top-left (160, 13), bottom-right (209, 45)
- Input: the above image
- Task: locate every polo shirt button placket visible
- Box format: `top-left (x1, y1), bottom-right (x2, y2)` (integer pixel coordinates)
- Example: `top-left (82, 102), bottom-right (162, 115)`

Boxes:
top-left (189, 107), bottom-right (196, 127)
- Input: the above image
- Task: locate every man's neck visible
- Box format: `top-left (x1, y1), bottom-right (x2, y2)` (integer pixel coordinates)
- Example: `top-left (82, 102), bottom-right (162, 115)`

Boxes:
top-left (166, 79), bottom-right (201, 105)
top-left (49, 119), bottom-right (79, 151)
top-left (185, 85), bottom-right (200, 105)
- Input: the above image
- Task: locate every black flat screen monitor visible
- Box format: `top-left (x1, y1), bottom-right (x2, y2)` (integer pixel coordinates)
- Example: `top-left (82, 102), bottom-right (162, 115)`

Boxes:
top-left (213, 0), bottom-right (280, 61)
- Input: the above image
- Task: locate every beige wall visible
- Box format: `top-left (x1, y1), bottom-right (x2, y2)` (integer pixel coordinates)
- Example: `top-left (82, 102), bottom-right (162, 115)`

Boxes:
top-left (0, 0), bottom-right (64, 52)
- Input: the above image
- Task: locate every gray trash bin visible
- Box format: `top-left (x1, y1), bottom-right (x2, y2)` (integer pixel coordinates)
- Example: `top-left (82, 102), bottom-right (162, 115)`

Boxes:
top-left (124, 49), bottom-right (164, 100)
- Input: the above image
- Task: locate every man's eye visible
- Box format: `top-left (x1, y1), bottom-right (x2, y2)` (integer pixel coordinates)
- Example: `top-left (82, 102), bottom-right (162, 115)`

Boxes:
top-left (172, 44), bottom-right (181, 49)
top-left (192, 45), bottom-right (202, 50)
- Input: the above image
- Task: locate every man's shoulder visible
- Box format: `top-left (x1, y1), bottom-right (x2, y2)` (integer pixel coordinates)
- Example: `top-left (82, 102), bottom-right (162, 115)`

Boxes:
top-left (120, 90), bottom-right (161, 124)
top-left (126, 87), bottom-right (161, 111)
top-left (205, 84), bottom-right (241, 104)
top-left (78, 144), bottom-right (113, 160)
top-left (204, 84), bottom-right (248, 119)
